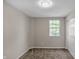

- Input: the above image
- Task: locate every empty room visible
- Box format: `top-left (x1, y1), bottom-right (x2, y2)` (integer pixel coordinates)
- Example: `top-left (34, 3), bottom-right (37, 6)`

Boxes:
top-left (3, 0), bottom-right (75, 59)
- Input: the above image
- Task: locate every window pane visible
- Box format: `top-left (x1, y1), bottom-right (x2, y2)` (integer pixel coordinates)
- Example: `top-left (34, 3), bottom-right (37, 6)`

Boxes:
top-left (55, 33), bottom-right (60, 36)
top-left (50, 20), bottom-right (60, 25)
top-left (49, 20), bottom-right (60, 36)
top-left (50, 25), bottom-right (60, 28)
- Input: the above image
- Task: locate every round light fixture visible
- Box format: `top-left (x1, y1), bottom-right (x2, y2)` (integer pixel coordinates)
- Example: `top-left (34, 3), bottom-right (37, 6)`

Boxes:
top-left (38, 0), bottom-right (53, 8)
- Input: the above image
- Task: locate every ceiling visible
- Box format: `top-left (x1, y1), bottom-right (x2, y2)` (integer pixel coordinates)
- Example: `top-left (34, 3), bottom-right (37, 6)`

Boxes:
top-left (4, 0), bottom-right (75, 17)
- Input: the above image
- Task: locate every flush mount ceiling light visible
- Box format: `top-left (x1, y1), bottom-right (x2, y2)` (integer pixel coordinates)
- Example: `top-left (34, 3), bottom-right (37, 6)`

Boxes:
top-left (38, 0), bottom-right (53, 8)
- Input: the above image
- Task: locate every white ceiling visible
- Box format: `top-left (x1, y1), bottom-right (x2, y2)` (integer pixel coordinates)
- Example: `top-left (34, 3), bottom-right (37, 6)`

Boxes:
top-left (5, 0), bottom-right (75, 17)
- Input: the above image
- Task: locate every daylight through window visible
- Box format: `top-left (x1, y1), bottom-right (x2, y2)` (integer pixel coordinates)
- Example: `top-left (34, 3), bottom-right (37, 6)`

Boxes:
top-left (49, 20), bottom-right (60, 36)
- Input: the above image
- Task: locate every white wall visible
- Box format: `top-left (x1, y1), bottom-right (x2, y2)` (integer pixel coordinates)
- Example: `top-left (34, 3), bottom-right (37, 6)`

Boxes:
top-left (28, 19), bottom-right (35, 47)
top-left (66, 11), bottom-right (75, 58)
top-left (30, 17), bottom-right (65, 48)
top-left (3, 2), bottom-right (30, 59)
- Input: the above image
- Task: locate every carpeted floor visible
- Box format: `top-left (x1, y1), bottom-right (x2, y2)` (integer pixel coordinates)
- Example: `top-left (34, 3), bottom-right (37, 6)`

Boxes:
top-left (20, 48), bottom-right (74, 59)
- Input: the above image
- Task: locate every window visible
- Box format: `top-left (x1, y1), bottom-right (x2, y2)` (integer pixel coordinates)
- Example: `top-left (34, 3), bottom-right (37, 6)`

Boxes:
top-left (49, 20), bottom-right (60, 36)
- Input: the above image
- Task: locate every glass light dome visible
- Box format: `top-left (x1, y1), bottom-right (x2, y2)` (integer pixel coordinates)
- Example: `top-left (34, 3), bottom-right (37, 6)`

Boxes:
top-left (38, 0), bottom-right (53, 8)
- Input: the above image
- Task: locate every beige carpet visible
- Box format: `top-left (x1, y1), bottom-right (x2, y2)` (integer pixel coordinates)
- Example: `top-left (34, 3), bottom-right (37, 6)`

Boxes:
top-left (20, 48), bottom-right (74, 59)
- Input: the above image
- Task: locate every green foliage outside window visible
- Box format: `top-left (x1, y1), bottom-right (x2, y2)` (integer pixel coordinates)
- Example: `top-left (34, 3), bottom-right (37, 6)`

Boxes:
top-left (49, 20), bottom-right (60, 36)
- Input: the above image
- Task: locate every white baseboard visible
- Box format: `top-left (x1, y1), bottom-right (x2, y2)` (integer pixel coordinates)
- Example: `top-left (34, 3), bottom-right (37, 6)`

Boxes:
top-left (67, 49), bottom-right (75, 58)
top-left (30, 47), bottom-right (65, 49)
top-left (17, 47), bottom-right (31, 59)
